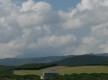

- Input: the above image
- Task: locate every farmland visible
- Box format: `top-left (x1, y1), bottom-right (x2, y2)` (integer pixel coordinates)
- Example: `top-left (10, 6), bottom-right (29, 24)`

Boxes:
top-left (14, 66), bottom-right (108, 76)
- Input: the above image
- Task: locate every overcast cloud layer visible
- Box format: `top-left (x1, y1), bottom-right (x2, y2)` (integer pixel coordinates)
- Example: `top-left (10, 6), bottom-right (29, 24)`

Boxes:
top-left (0, 0), bottom-right (108, 58)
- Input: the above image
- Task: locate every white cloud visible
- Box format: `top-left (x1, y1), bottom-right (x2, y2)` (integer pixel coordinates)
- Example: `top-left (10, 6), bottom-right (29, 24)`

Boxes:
top-left (73, 23), bottom-right (108, 55)
top-left (58, 0), bottom-right (108, 30)
top-left (20, 0), bottom-right (35, 12)
top-left (0, 0), bottom-right (108, 58)
top-left (20, 0), bottom-right (52, 12)
top-left (18, 1), bottom-right (59, 28)
top-left (59, 0), bottom-right (108, 55)
top-left (37, 34), bottom-right (76, 47)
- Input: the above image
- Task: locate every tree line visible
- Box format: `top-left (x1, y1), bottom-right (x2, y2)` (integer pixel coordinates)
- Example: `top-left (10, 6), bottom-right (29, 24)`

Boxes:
top-left (45, 73), bottom-right (108, 80)
top-left (14, 63), bottom-right (57, 70)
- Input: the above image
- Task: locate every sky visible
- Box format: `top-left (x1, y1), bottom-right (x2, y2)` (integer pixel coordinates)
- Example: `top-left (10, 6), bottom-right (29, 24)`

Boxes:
top-left (0, 0), bottom-right (108, 58)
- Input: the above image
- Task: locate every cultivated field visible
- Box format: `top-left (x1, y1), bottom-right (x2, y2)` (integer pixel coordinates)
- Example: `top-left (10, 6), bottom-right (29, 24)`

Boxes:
top-left (14, 66), bottom-right (108, 76)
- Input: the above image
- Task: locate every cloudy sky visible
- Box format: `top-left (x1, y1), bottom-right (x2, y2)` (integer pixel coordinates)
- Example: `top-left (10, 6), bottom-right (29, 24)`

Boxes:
top-left (0, 0), bottom-right (108, 58)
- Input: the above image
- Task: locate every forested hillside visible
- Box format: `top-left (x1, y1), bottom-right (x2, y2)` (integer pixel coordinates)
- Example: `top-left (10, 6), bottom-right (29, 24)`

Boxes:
top-left (56, 55), bottom-right (108, 66)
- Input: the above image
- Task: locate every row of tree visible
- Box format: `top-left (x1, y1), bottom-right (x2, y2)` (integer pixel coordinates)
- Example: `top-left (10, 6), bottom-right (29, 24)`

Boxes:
top-left (15, 63), bottom-right (57, 70)
top-left (0, 73), bottom-right (108, 80)
top-left (46, 73), bottom-right (108, 80)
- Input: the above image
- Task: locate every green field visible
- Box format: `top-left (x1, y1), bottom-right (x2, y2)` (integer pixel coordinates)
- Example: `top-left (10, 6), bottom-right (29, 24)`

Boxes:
top-left (14, 66), bottom-right (108, 76)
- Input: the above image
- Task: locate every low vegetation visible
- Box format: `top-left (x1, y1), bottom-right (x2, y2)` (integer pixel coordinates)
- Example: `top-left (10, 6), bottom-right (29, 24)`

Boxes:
top-left (1, 55), bottom-right (108, 80)
top-left (14, 66), bottom-right (108, 76)
top-left (46, 73), bottom-right (108, 80)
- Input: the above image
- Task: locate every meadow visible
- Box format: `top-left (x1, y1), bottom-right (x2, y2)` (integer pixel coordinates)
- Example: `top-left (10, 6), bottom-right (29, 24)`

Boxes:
top-left (14, 66), bottom-right (108, 76)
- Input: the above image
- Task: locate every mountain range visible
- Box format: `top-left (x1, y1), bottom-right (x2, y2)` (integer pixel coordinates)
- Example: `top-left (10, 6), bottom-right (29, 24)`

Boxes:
top-left (56, 55), bottom-right (108, 66)
top-left (0, 56), bottom-right (66, 66)
top-left (0, 53), bottom-right (108, 66)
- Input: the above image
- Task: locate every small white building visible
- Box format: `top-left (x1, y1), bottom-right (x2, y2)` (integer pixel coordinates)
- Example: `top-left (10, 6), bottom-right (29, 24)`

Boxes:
top-left (41, 71), bottom-right (59, 80)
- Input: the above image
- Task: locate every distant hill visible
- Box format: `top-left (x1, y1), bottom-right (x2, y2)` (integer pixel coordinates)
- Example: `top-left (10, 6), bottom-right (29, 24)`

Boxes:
top-left (0, 53), bottom-right (108, 66)
top-left (0, 56), bottom-right (66, 66)
top-left (95, 53), bottom-right (108, 57)
top-left (56, 55), bottom-right (108, 66)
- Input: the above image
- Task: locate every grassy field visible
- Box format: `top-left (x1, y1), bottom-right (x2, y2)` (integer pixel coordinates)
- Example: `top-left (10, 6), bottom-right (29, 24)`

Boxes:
top-left (14, 66), bottom-right (108, 76)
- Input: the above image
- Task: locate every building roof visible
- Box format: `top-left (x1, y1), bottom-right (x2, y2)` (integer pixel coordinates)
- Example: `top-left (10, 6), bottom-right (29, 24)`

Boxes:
top-left (43, 70), bottom-right (59, 74)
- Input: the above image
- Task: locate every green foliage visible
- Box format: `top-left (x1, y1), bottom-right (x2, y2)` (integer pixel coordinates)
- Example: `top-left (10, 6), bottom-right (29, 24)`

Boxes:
top-left (1, 55), bottom-right (108, 80)
top-left (1, 64), bottom-right (108, 80)
top-left (56, 55), bottom-right (108, 66)
top-left (1, 73), bottom-right (108, 80)
top-left (0, 65), bottom-right (14, 74)
top-left (0, 74), bottom-right (40, 80)
top-left (15, 63), bottom-right (57, 70)
top-left (0, 65), bottom-right (41, 80)
top-left (46, 73), bottom-right (108, 80)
